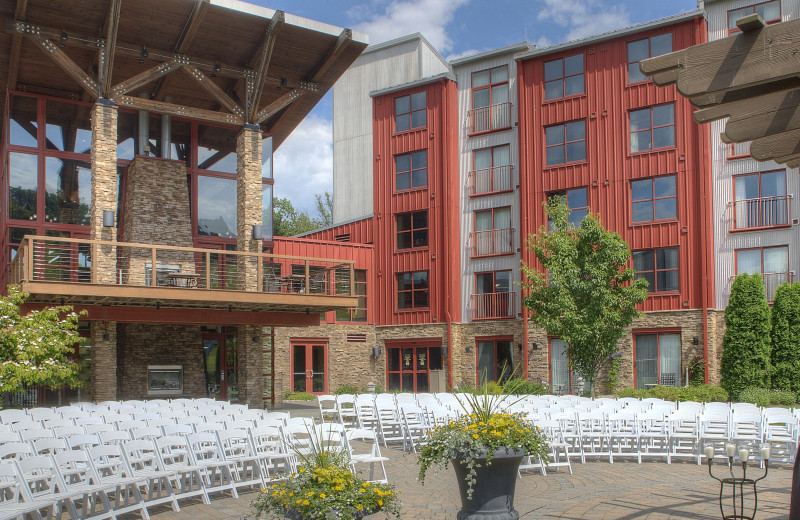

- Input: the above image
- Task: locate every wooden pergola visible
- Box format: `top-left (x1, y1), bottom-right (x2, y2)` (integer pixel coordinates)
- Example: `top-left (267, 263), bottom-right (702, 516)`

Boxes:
top-left (641, 14), bottom-right (800, 167)
top-left (0, 0), bottom-right (368, 147)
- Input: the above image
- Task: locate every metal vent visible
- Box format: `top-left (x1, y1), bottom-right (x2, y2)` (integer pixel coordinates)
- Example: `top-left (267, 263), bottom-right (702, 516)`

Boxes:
top-left (347, 334), bottom-right (367, 343)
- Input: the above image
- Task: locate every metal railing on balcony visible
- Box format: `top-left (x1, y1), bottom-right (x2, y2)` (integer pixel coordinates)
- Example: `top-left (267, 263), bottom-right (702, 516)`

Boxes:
top-left (468, 165), bottom-right (513, 196)
top-left (9, 235), bottom-right (355, 297)
top-left (470, 292), bottom-right (514, 320)
top-left (469, 228), bottom-right (514, 257)
top-left (467, 102), bottom-right (512, 135)
top-left (730, 271), bottom-right (794, 302)
top-left (727, 141), bottom-right (751, 159)
top-left (727, 195), bottom-right (792, 231)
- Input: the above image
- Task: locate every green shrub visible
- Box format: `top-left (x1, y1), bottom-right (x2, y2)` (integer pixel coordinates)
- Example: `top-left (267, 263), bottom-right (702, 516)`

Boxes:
top-left (721, 274), bottom-right (771, 399)
top-left (283, 391), bottom-right (315, 401)
top-left (501, 378), bottom-right (550, 395)
top-left (769, 389), bottom-right (797, 406)
top-left (616, 385), bottom-right (728, 402)
top-left (740, 387), bottom-right (774, 407)
top-left (605, 355), bottom-right (622, 394)
top-left (616, 388), bottom-right (649, 399)
top-left (478, 381), bottom-right (504, 395)
top-left (333, 383), bottom-right (359, 395)
top-left (687, 355), bottom-right (706, 387)
top-left (647, 385), bottom-right (682, 401)
top-left (365, 385), bottom-right (385, 394)
top-left (770, 283), bottom-right (800, 393)
top-left (682, 385), bottom-right (728, 403)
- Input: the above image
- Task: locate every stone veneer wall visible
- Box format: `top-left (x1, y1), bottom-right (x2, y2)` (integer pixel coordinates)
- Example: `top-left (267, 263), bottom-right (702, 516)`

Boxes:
top-left (116, 324), bottom-right (205, 399)
top-left (450, 321), bottom-right (525, 388)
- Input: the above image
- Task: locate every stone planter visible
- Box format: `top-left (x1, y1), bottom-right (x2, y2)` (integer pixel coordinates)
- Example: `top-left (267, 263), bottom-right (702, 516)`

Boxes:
top-left (451, 447), bottom-right (526, 520)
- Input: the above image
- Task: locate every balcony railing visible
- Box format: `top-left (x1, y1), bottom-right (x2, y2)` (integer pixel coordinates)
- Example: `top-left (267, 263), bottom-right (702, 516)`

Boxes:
top-left (467, 103), bottom-right (512, 135)
top-left (727, 141), bottom-right (751, 160)
top-left (470, 292), bottom-right (514, 320)
top-left (730, 271), bottom-right (794, 302)
top-left (727, 195), bottom-right (792, 231)
top-left (10, 235), bottom-right (355, 297)
top-left (469, 228), bottom-right (514, 257)
top-left (468, 165), bottom-right (513, 196)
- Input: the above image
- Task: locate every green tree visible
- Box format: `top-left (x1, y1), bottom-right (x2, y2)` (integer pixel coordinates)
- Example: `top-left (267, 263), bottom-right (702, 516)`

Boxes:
top-left (0, 286), bottom-right (83, 393)
top-left (720, 274), bottom-right (771, 398)
top-left (272, 192), bottom-right (334, 237)
top-left (521, 198), bottom-right (648, 396)
top-left (769, 282), bottom-right (800, 392)
top-left (315, 192), bottom-right (333, 227)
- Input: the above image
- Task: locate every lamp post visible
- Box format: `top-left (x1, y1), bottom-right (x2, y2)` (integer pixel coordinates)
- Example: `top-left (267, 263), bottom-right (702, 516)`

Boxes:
top-left (705, 443), bottom-right (771, 520)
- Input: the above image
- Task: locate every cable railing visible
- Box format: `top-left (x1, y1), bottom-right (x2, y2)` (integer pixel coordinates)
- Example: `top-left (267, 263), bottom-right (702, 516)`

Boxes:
top-left (468, 165), bottom-right (513, 196)
top-left (10, 235), bottom-right (355, 297)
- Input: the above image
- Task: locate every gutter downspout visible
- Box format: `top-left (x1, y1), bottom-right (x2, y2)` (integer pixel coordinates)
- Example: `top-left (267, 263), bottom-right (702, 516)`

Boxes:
top-left (441, 78), bottom-right (454, 390)
top-left (517, 57), bottom-right (530, 380)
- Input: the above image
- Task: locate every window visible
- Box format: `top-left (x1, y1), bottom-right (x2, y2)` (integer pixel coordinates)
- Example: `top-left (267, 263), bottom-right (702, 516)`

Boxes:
top-left (471, 207), bottom-right (512, 257)
top-left (631, 175), bottom-right (677, 222)
top-left (545, 120), bottom-right (586, 166)
top-left (728, 0), bottom-right (780, 33)
top-left (197, 176), bottom-right (237, 238)
top-left (395, 151), bottom-right (427, 191)
top-left (635, 333), bottom-right (681, 389)
top-left (727, 141), bottom-right (751, 160)
top-left (387, 344), bottom-right (442, 392)
top-left (395, 92), bottom-right (426, 133)
top-left (335, 269), bottom-right (367, 322)
top-left (396, 271), bottom-right (429, 309)
top-left (732, 170), bottom-right (788, 229)
top-left (396, 211), bottom-right (428, 249)
top-left (628, 34), bottom-right (672, 83)
top-left (544, 54), bottom-right (584, 100)
top-left (472, 270), bottom-right (513, 319)
top-left (634, 247), bottom-right (679, 292)
top-left (736, 245), bottom-right (790, 301)
top-left (477, 338), bottom-right (513, 385)
top-left (548, 188), bottom-right (588, 228)
top-left (470, 145), bottom-right (512, 196)
top-left (470, 66), bottom-right (510, 134)
top-left (550, 338), bottom-right (583, 394)
top-left (9, 152), bottom-right (38, 221)
top-left (630, 104), bottom-right (675, 153)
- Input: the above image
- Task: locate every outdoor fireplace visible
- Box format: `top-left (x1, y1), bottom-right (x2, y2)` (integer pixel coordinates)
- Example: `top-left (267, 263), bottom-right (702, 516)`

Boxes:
top-left (147, 365), bottom-right (184, 395)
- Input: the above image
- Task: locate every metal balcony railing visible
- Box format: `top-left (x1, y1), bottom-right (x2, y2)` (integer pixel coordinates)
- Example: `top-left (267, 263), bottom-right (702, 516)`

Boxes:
top-left (727, 195), bottom-right (792, 231)
top-left (10, 235), bottom-right (355, 297)
top-left (468, 165), bottom-right (513, 196)
top-left (470, 292), bottom-right (514, 320)
top-left (727, 141), bottom-right (751, 160)
top-left (467, 102), bottom-right (512, 135)
top-left (730, 271), bottom-right (794, 302)
top-left (469, 228), bottom-right (514, 257)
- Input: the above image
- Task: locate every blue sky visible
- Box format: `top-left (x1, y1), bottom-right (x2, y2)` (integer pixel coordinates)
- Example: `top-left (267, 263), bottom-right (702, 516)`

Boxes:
top-left (261, 0), bottom-right (698, 213)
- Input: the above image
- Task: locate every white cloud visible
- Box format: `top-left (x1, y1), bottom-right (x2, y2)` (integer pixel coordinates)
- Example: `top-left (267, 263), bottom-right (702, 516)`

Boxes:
top-left (537, 0), bottom-right (631, 43)
top-left (273, 115), bottom-right (333, 214)
top-left (445, 48), bottom-right (485, 61)
top-left (351, 0), bottom-right (469, 53)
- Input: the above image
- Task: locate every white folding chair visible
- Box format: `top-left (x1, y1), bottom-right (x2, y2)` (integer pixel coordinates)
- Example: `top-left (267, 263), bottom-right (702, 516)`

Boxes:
top-left (345, 429), bottom-right (388, 483)
top-left (216, 429), bottom-right (265, 490)
top-left (120, 440), bottom-right (180, 512)
top-left (184, 433), bottom-right (238, 500)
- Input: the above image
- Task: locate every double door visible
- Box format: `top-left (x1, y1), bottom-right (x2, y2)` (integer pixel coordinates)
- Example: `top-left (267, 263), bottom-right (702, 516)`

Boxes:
top-left (203, 331), bottom-right (239, 401)
top-left (387, 345), bottom-right (442, 393)
top-left (292, 342), bottom-right (327, 394)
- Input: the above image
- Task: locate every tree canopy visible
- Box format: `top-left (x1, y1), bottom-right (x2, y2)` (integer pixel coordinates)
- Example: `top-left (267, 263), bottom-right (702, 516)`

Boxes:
top-left (769, 282), bottom-right (800, 392)
top-left (521, 198), bottom-right (648, 396)
top-left (273, 192), bottom-right (333, 237)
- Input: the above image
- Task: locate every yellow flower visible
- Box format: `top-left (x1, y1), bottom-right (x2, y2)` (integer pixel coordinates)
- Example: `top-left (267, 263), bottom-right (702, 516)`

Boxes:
top-left (307, 492), bottom-right (314, 497)
top-left (298, 468), bottom-right (306, 473)
top-left (303, 500), bottom-right (309, 506)
top-left (473, 434), bottom-right (479, 439)
top-left (360, 489), bottom-right (366, 493)
top-left (319, 493), bottom-right (326, 499)
top-left (356, 505), bottom-right (363, 511)
top-left (378, 500), bottom-right (383, 506)
top-left (334, 486), bottom-right (342, 491)
top-left (296, 499), bottom-right (302, 504)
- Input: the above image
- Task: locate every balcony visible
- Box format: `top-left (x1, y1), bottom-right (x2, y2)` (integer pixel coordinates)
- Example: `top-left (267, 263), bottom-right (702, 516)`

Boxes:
top-left (730, 272), bottom-right (794, 302)
top-left (727, 195), bottom-right (792, 231)
top-left (470, 292), bottom-right (514, 320)
top-left (469, 228), bottom-right (514, 257)
top-left (468, 165), bottom-right (513, 196)
top-left (467, 103), bottom-right (512, 135)
top-left (10, 236), bottom-right (358, 313)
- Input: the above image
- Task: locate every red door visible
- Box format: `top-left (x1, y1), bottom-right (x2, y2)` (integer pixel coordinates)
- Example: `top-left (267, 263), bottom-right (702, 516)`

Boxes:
top-left (292, 341), bottom-right (327, 394)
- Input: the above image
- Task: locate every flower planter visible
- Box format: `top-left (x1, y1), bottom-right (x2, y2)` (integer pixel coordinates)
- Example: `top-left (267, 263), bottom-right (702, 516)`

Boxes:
top-left (451, 448), bottom-right (526, 520)
top-left (284, 508), bottom-right (377, 520)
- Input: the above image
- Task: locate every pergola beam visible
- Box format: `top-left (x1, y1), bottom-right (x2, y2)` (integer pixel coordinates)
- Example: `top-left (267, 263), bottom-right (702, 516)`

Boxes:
top-left (110, 60), bottom-right (182, 98)
top-left (181, 65), bottom-right (245, 119)
top-left (248, 11), bottom-right (284, 122)
top-left (254, 89), bottom-right (304, 125)
top-left (310, 28), bottom-right (352, 83)
top-left (175, 0), bottom-right (209, 54)
top-left (7, 0), bottom-right (29, 91)
top-left (100, 0), bottom-right (122, 97)
top-left (28, 34), bottom-right (99, 98)
top-left (117, 95), bottom-right (243, 126)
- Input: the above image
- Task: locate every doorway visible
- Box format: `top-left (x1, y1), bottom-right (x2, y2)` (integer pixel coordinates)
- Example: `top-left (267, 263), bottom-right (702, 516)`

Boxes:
top-left (387, 344), bottom-right (442, 392)
top-left (291, 341), bottom-right (327, 394)
top-left (202, 329), bottom-right (239, 401)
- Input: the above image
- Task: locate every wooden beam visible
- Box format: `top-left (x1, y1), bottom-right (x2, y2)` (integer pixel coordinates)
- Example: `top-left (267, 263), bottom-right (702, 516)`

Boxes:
top-left (100, 0), bottom-right (122, 97)
top-left (310, 28), bottom-right (352, 83)
top-left (249, 11), bottom-right (284, 122)
top-left (7, 0), bottom-right (28, 90)
top-left (736, 13), bottom-right (766, 32)
top-left (181, 65), bottom-right (245, 119)
top-left (28, 34), bottom-right (99, 98)
top-left (750, 127), bottom-right (800, 161)
top-left (117, 95), bottom-right (243, 126)
top-left (110, 60), bottom-right (182, 98)
top-left (176, 0), bottom-right (209, 54)
top-left (694, 88), bottom-right (800, 141)
top-left (254, 89), bottom-right (304, 125)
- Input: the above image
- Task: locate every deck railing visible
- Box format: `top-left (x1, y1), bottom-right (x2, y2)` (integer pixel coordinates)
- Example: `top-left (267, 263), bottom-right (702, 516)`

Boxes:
top-left (467, 102), bottom-right (512, 135)
top-left (469, 228), bottom-right (514, 257)
top-left (470, 292), bottom-right (514, 320)
top-left (10, 235), bottom-right (355, 297)
top-left (730, 271), bottom-right (794, 302)
top-left (468, 165), bottom-right (513, 196)
top-left (727, 195), bottom-right (792, 231)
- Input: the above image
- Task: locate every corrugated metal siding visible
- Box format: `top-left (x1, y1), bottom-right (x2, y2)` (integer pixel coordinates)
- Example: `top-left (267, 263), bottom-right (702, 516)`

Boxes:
top-left (518, 17), bottom-right (711, 313)
top-left (372, 79), bottom-right (460, 326)
top-left (454, 54), bottom-right (523, 323)
top-left (301, 217), bottom-right (374, 244)
top-left (706, 1), bottom-right (800, 308)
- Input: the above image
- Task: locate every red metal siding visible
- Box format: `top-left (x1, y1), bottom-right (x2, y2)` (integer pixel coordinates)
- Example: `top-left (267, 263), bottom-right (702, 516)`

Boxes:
top-left (301, 217), bottom-right (374, 244)
top-left (372, 79), bottom-right (460, 326)
top-left (517, 17), bottom-right (711, 312)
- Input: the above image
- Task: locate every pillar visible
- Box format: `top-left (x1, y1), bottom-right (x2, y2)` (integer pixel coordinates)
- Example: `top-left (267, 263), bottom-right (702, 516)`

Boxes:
top-left (91, 321), bottom-right (117, 402)
top-left (90, 101), bottom-right (119, 284)
top-left (237, 325), bottom-right (265, 408)
top-left (236, 125), bottom-right (263, 292)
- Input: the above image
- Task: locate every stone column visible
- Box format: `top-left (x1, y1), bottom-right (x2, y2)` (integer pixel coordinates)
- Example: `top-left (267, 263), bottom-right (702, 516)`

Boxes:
top-left (91, 321), bottom-right (117, 402)
top-left (90, 101), bottom-right (119, 284)
top-left (237, 325), bottom-right (265, 408)
top-left (236, 125), bottom-right (263, 292)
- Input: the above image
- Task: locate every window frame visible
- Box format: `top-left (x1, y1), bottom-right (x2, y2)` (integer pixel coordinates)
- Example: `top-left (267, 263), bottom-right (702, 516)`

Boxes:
top-left (547, 187), bottom-right (589, 228)
top-left (728, 0), bottom-right (780, 34)
top-left (471, 65), bottom-right (509, 111)
top-left (472, 270), bottom-right (514, 320)
top-left (633, 247), bottom-right (680, 294)
top-left (627, 33), bottom-right (673, 84)
top-left (475, 336), bottom-right (514, 385)
top-left (731, 169), bottom-right (789, 231)
top-left (334, 268), bottom-right (367, 323)
top-left (394, 150), bottom-right (428, 192)
top-left (633, 330), bottom-right (682, 389)
top-left (471, 206), bottom-right (514, 258)
top-left (393, 91), bottom-right (427, 133)
top-left (395, 210), bottom-right (429, 250)
top-left (543, 53), bottom-right (585, 101)
top-left (544, 120), bottom-right (587, 167)
top-left (629, 103), bottom-right (676, 154)
top-left (469, 144), bottom-right (513, 197)
top-left (630, 174), bottom-right (678, 224)
top-left (735, 245), bottom-right (790, 276)
top-left (395, 270), bottom-right (430, 311)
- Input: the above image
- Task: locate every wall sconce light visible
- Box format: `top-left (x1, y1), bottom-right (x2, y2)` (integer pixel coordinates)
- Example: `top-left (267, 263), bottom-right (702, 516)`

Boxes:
top-left (61, 31), bottom-right (68, 41)
top-left (214, 62), bottom-right (221, 73)
top-left (252, 224), bottom-right (264, 240)
top-left (141, 46), bottom-right (148, 58)
top-left (252, 335), bottom-right (259, 343)
top-left (442, 345), bottom-right (448, 359)
top-left (102, 210), bottom-right (115, 227)
top-left (465, 347), bottom-right (472, 354)
top-left (517, 343), bottom-right (523, 351)
top-left (280, 77), bottom-right (288, 86)
top-left (693, 337), bottom-right (700, 345)
top-left (532, 342), bottom-right (539, 350)
top-left (372, 347), bottom-right (381, 358)
top-left (102, 333), bottom-right (110, 341)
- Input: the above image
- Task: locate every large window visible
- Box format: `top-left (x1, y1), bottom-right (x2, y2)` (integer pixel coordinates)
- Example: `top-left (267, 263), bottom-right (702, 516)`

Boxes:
top-left (733, 170), bottom-right (788, 229)
top-left (544, 54), bottom-right (584, 101)
top-left (548, 188), bottom-right (588, 228)
top-left (396, 211), bottom-right (428, 250)
top-left (45, 157), bottom-right (91, 226)
top-left (627, 34), bottom-right (672, 83)
top-left (477, 338), bottom-right (513, 385)
top-left (471, 207), bottom-right (513, 257)
top-left (470, 66), bottom-right (510, 134)
top-left (635, 332), bottom-right (681, 389)
top-left (473, 270), bottom-right (512, 319)
top-left (197, 176), bottom-right (237, 238)
top-left (545, 120), bottom-right (586, 166)
top-left (630, 104), bottom-right (675, 153)
top-left (471, 145), bottom-right (511, 196)
top-left (550, 338), bottom-right (582, 394)
top-left (396, 271), bottom-right (429, 310)
top-left (631, 175), bottom-right (677, 222)
top-left (736, 245), bottom-right (790, 301)
top-left (395, 151), bottom-right (427, 191)
top-left (8, 152), bottom-right (38, 222)
top-left (634, 247), bottom-right (679, 293)
top-left (728, 1), bottom-right (780, 33)
top-left (395, 92), bottom-right (426, 133)
top-left (335, 269), bottom-right (367, 322)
